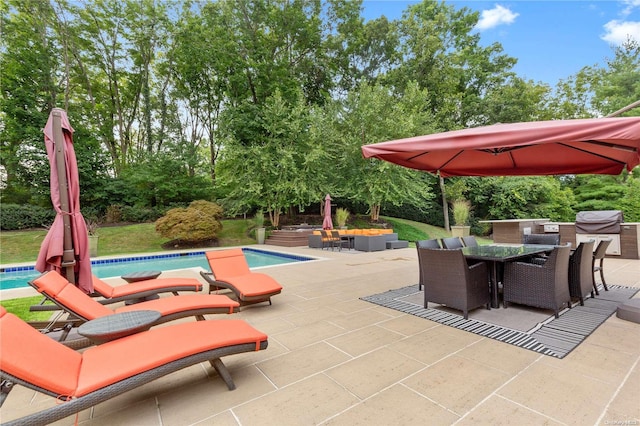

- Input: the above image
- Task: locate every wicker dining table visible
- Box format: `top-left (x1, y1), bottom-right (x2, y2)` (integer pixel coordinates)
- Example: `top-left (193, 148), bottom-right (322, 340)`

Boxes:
top-left (461, 244), bottom-right (556, 308)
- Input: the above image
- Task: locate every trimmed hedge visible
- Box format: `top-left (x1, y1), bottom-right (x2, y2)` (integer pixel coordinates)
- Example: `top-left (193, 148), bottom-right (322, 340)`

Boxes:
top-left (1, 204), bottom-right (56, 230)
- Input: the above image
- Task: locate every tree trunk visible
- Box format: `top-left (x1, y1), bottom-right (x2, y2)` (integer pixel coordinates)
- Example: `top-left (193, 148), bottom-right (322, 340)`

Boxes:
top-left (439, 175), bottom-right (450, 232)
top-left (370, 204), bottom-right (380, 222)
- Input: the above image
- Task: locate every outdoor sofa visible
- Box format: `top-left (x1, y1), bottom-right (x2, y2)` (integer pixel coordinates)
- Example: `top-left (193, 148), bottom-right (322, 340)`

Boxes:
top-left (309, 229), bottom-right (408, 251)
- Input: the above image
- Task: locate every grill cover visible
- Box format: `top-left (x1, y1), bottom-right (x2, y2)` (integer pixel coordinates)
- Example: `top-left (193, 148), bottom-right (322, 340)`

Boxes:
top-left (575, 210), bottom-right (623, 234)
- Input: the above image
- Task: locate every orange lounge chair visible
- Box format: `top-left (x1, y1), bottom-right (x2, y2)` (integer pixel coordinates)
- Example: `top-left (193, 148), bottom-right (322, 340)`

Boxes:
top-left (199, 249), bottom-right (283, 307)
top-left (0, 306), bottom-right (268, 425)
top-left (30, 273), bottom-right (204, 312)
top-left (91, 274), bottom-right (203, 304)
top-left (28, 271), bottom-right (239, 345)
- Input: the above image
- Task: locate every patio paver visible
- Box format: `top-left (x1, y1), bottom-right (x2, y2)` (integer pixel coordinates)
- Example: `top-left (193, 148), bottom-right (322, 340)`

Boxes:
top-left (2, 245), bottom-right (639, 425)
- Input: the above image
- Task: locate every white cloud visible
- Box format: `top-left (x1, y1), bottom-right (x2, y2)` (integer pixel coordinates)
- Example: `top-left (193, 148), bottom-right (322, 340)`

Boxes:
top-left (622, 0), bottom-right (640, 16)
top-left (601, 20), bottom-right (640, 44)
top-left (475, 4), bottom-right (519, 31)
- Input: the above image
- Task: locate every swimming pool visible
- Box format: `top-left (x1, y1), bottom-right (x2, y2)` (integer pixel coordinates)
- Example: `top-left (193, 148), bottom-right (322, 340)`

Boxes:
top-left (0, 248), bottom-right (315, 291)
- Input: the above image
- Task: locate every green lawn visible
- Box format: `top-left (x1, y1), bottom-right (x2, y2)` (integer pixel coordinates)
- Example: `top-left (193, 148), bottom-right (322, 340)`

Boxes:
top-left (0, 220), bottom-right (257, 265)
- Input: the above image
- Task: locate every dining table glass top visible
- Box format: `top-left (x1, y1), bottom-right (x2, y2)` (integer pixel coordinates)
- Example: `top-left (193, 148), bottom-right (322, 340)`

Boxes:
top-left (461, 244), bottom-right (556, 261)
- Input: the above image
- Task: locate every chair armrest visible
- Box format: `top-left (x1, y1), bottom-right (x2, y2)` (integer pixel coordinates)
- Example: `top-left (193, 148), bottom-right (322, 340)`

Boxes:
top-left (468, 262), bottom-right (486, 272)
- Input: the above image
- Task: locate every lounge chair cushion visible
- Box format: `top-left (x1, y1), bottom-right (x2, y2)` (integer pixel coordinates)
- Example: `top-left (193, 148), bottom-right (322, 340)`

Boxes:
top-left (1, 308), bottom-right (81, 396)
top-left (32, 272), bottom-right (113, 318)
top-left (116, 294), bottom-right (239, 315)
top-left (76, 319), bottom-right (266, 395)
top-left (204, 249), bottom-right (283, 300)
top-left (215, 273), bottom-right (283, 298)
top-left (0, 307), bottom-right (267, 398)
top-left (92, 275), bottom-right (203, 299)
top-left (31, 271), bottom-right (239, 322)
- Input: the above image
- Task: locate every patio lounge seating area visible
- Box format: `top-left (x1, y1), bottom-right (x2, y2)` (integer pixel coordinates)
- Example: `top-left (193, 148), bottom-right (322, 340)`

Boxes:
top-left (308, 229), bottom-right (409, 252)
top-left (2, 245), bottom-right (639, 425)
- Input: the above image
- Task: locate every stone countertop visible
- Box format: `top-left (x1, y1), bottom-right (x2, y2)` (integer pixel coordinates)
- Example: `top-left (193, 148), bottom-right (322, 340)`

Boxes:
top-left (478, 218), bottom-right (550, 223)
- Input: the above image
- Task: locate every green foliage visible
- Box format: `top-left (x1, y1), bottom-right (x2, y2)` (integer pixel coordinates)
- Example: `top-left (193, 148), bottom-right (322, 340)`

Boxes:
top-left (572, 175), bottom-right (627, 212)
top-left (382, 217), bottom-right (429, 242)
top-left (335, 208), bottom-right (350, 227)
top-left (0, 204), bottom-right (56, 230)
top-left (155, 200), bottom-right (224, 242)
top-left (120, 206), bottom-right (166, 223)
top-left (451, 199), bottom-right (471, 226)
top-left (1, 0), bottom-right (637, 230)
top-left (572, 175), bottom-right (640, 221)
top-left (254, 211), bottom-right (265, 228)
top-left (326, 82), bottom-right (436, 221)
top-left (217, 89), bottom-right (319, 227)
top-left (619, 177), bottom-right (640, 222)
top-left (467, 177), bottom-right (575, 222)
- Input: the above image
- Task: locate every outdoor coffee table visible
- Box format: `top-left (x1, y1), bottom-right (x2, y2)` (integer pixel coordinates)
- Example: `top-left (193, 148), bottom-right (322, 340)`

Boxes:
top-left (78, 310), bottom-right (161, 344)
top-left (461, 244), bottom-right (555, 308)
top-left (340, 234), bottom-right (356, 249)
top-left (121, 270), bottom-right (162, 305)
top-left (122, 270), bottom-right (162, 283)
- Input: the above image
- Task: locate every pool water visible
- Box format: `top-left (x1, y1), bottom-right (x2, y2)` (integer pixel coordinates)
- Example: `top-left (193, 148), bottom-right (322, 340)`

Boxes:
top-left (0, 248), bottom-right (314, 291)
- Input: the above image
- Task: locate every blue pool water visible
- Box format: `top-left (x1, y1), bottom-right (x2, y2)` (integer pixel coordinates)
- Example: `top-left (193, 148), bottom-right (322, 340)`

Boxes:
top-left (0, 248), bottom-right (314, 291)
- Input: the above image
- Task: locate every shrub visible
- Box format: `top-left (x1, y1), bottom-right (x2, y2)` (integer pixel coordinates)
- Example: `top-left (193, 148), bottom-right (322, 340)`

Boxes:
top-left (0, 204), bottom-right (56, 230)
top-left (335, 208), bottom-right (350, 227)
top-left (452, 199), bottom-right (471, 226)
top-left (155, 200), bottom-right (224, 242)
top-left (120, 205), bottom-right (166, 223)
top-left (105, 205), bottom-right (122, 223)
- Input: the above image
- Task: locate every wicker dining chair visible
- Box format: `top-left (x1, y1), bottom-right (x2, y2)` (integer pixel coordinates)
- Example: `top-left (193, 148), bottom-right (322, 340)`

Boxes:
top-left (522, 233), bottom-right (561, 245)
top-left (503, 244), bottom-right (571, 318)
top-left (320, 230), bottom-right (339, 250)
top-left (330, 230), bottom-right (350, 251)
top-left (462, 236), bottom-right (478, 247)
top-left (415, 239), bottom-right (441, 290)
top-left (592, 238), bottom-right (612, 295)
top-left (418, 248), bottom-right (490, 319)
top-left (441, 237), bottom-right (464, 249)
top-left (569, 240), bottom-right (595, 305)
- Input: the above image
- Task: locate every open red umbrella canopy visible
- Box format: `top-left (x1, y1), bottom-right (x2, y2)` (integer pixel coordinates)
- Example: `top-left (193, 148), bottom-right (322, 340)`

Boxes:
top-left (35, 109), bottom-right (93, 294)
top-left (361, 117), bottom-right (640, 177)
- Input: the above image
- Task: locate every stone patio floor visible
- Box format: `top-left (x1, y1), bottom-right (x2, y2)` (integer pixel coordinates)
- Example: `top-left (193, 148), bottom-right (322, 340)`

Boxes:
top-left (2, 245), bottom-right (639, 425)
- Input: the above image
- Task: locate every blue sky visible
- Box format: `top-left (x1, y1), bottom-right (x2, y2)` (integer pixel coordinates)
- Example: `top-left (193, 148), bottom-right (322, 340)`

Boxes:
top-left (362, 0), bottom-right (640, 86)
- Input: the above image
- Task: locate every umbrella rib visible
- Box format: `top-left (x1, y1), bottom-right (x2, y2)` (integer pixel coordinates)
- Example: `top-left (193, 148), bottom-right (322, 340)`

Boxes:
top-left (436, 149), bottom-right (466, 171)
top-left (559, 142), bottom-right (629, 164)
top-left (578, 140), bottom-right (638, 153)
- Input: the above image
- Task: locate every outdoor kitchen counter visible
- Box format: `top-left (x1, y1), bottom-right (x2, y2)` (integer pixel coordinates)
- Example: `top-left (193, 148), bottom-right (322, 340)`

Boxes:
top-left (481, 218), bottom-right (639, 259)
top-left (479, 219), bottom-right (550, 244)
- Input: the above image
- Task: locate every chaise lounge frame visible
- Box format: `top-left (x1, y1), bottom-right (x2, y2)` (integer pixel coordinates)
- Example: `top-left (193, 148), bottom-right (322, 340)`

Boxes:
top-left (0, 307), bottom-right (268, 426)
top-left (27, 271), bottom-right (239, 348)
top-left (200, 249), bottom-right (283, 308)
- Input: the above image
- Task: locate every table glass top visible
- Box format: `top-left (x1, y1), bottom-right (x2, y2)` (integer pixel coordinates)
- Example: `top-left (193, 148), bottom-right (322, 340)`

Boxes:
top-left (461, 244), bottom-right (555, 261)
top-left (78, 310), bottom-right (161, 337)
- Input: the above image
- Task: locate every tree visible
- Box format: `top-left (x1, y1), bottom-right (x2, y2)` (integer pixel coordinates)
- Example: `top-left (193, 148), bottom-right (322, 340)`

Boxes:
top-left (0, 0), bottom-right (60, 203)
top-left (466, 177), bottom-right (575, 223)
top-left (387, 1), bottom-right (518, 130)
top-left (217, 89), bottom-right (318, 227)
top-left (325, 82), bottom-right (435, 221)
top-left (571, 175), bottom-right (628, 212)
top-left (592, 39), bottom-right (640, 117)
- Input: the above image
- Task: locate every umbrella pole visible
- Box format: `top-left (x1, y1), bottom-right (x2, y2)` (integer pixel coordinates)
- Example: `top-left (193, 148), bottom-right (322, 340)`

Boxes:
top-left (52, 109), bottom-right (77, 283)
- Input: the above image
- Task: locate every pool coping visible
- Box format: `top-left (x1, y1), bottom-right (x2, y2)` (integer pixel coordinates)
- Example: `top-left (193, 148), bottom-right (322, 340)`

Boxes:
top-left (0, 246), bottom-right (324, 299)
top-left (0, 246), bottom-right (318, 272)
